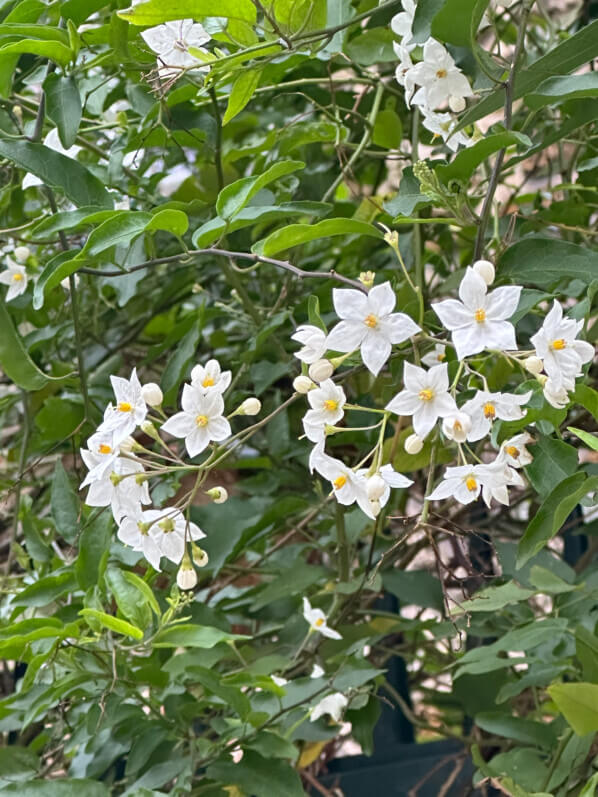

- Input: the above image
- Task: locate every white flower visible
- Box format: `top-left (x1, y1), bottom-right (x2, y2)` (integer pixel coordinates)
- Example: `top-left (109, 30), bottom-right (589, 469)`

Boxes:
top-left (393, 42), bottom-right (416, 98)
top-left (22, 128), bottom-right (82, 189)
top-left (530, 300), bottom-right (594, 390)
top-left (207, 486), bottom-right (228, 504)
top-left (13, 246), bottom-right (30, 264)
top-left (310, 664), bottom-right (325, 679)
top-left (84, 456), bottom-right (151, 521)
top-left (118, 507), bottom-right (204, 570)
top-left (479, 458), bottom-right (525, 508)
top-left (293, 375), bottom-right (315, 394)
top-left (408, 39), bottom-right (473, 110)
top-left (291, 324), bottom-right (328, 364)
top-left (0, 259), bottom-right (28, 301)
top-left (386, 362), bottom-right (457, 439)
top-left (460, 390), bottom-right (531, 442)
top-left (432, 267), bottom-right (521, 360)
top-left (304, 379), bottom-right (346, 429)
top-left (523, 356), bottom-right (543, 375)
top-left (472, 259), bottom-right (495, 286)
top-left (99, 368), bottom-right (147, 445)
top-left (302, 597), bottom-right (342, 640)
top-left (190, 359), bottom-right (231, 394)
top-left (326, 282), bottom-right (420, 376)
top-left (442, 411), bottom-right (472, 443)
top-left (358, 464), bottom-right (413, 508)
top-left (421, 108), bottom-right (472, 152)
top-left (141, 19), bottom-right (211, 80)
top-left (422, 343), bottom-right (447, 368)
top-left (80, 430), bottom-right (120, 488)
top-left (543, 377), bottom-right (570, 409)
top-left (161, 385), bottom-right (231, 458)
top-left (117, 509), bottom-right (163, 570)
top-left (177, 558), bottom-right (198, 590)
top-left (427, 462), bottom-right (509, 505)
top-left (310, 445), bottom-right (373, 518)
top-left (391, 0), bottom-right (417, 49)
top-left (271, 675), bottom-right (288, 688)
top-left (500, 432), bottom-right (533, 468)
top-left (311, 692), bottom-right (348, 723)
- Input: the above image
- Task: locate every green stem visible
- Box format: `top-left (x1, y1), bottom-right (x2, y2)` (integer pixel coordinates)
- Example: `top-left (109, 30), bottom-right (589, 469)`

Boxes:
top-left (4, 391), bottom-right (30, 575)
top-left (541, 728), bottom-right (572, 791)
top-left (335, 502), bottom-right (350, 584)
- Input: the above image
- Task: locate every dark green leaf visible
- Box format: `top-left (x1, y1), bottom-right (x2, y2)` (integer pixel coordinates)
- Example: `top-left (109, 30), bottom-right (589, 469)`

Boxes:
top-left (43, 73), bottom-right (81, 149)
top-left (51, 461), bottom-right (80, 544)
top-left (252, 218), bottom-right (382, 256)
top-left (152, 624), bottom-right (243, 648)
top-left (0, 779), bottom-right (110, 796)
top-left (384, 166), bottom-right (431, 218)
top-left (499, 237), bottom-right (598, 287)
top-left (437, 132), bottom-right (531, 184)
top-left (0, 301), bottom-right (62, 389)
top-left (206, 751), bottom-right (304, 797)
top-left (526, 436), bottom-right (579, 498)
top-left (526, 73), bottom-right (598, 109)
top-left (76, 512), bottom-right (111, 590)
top-left (216, 161), bottom-right (304, 220)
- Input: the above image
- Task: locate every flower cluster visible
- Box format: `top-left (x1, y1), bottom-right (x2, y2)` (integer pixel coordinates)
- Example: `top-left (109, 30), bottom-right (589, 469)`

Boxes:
top-left (140, 18), bottom-right (212, 82)
top-left (292, 260), bottom-right (594, 514)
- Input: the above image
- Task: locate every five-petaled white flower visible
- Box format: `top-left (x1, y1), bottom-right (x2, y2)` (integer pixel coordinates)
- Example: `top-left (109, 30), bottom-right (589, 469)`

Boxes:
top-left (190, 359), bottom-right (231, 394)
top-left (0, 258), bottom-right (28, 301)
top-left (543, 376), bottom-right (570, 409)
top-left (357, 464), bottom-right (413, 507)
top-left (303, 379), bottom-right (346, 434)
top-left (391, 0), bottom-right (417, 50)
top-left (499, 432), bottom-right (533, 468)
top-left (302, 597), bottom-right (342, 640)
top-left (141, 19), bottom-right (211, 80)
top-left (421, 108), bottom-right (472, 152)
top-left (478, 459), bottom-right (524, 507)
top-left (291, 324), bottom-right (328, 364)
top-left (311, 692), bottom-right (348, 723)
top-left (427, 462), bottom-right (509, 506)
top-left (310, 445), bottom-right (373, 517)
top-left (100, 368), bottom-right (148, 445)
top-left (326, 282), bottom-right (420, 376)
top-left (386, 362), bottom-right (457, 439)
top-left (432, 267), bottom-right (521, 360)
top-left (162, 384), bottom-right (231, 457)
top-left (460, 389), bottom-right (531, 442)
top-left (83, 456), bottom-right (151, 521)
top-left (530, 300), bottom-right (594, 390)
top-left (118, 507), bottom-right (205, 570)
top-left (393, 43), bottom-right (416, 97)
top-left (408, 39), bottom-right (473, 110)
top-left (442, 410), bottom-right (472, 443)
top-left (422, 343), bottom-right (447, 368)
top-left (80, 430), bottom-right (120, 488)
top-left (117, 508), bottom-right (163, 571)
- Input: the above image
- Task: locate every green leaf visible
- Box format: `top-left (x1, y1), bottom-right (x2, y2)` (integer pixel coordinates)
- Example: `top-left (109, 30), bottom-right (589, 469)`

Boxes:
top-left (411, 0), bottom-right (444, 44)
top-left (0, 39), bottom-right (73, 66)
top-left (12, 571), bottom-right (77, 610)
top-left (83, 212), bottom-right (151, 257)
top-left (146, 208), bottom-right (189, 236)
top-left (457, 20), bottom-right (598, 130)
top-left (32, 250), bottom-right (79, 310)
top-left (121, 571), bottom-right (161, 616)
top-left (575, 627), bottom-right (598, 683)
top-left (216, 161), bottom-right (304, 220)
top-left (453, 582), bottom-right (535, 613)
top-left (267, 0), bottom-right (326, 34)
top-left (383, 569), bottom-right (444, 612)
top-left (43, 73), bottom-right (81, 149)
top-left (475, 712), bottom-right (555, 748)
top-left (76, 512), bottom-right (111, 590)
top-left (206, 751), bottom-right (304, 797)
top-left (574, 384), bottom-right (598, 421)
top-left (0, 301), bottom-right (61, 389)
top-left (579, 772), bottom-right (598, 797)
top-left (384, 166), bottom-right (431, 218)
top-left (526, 73), bottom-right (598, 109)
top-left (431, 0), bottom-right (488, 46)
top-left (499, 237), bottom-right (598, 287)
top-left (517, 474), bottom-right (598, 568)
top-left (372, 108), bottom-right (403, 149)
top-left (79, 608), bottom-right (144, 640)
top-left (0, 746), bottom-right (38, 783)
top-left (222, 68), bottom-right (262, 125)
top-left (568, 427), bottom-right (598, 453)
top-left (251, 563), bottom-right (326, 611)
top-left (436, 132), bottom-right (532, 184)
top-left (526, 436), bottom-right (579, 499)
top-left (252, 218), bottom-right (383, 256)
top-left (152, 623), bottom-right (243, 648)
top-left (0, 779), bottom-right (110, 796)
top-left (0, 24), bottom-right (70, 42)
top-left (548, 682), bottom-right (598, 736)
top-left (119, 0), bottom-right (257, 25)
top-left (345, 28), bottom-right (395, 65)
top-left (51, 461), bottom-right (80, 544)
top-left (528, 565), bottom-right (575, 595)
top-left (36, 397), bottom-right (84, 441)
top-left (104, 566), bottom-right (156, 629)
top-left (0, 139), bottom-right (112, 208)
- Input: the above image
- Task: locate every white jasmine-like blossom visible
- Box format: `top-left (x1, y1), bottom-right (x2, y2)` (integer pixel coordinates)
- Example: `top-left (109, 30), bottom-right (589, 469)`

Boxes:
top-left (408, 39), bottom-right (473, 110)
top-left (543, 376), bottom-right (570, 409)
top-left (479, 459), bottom-right (525, 507)
top-left (311, 664), bottom-right (325, 679)
top-left (530, 300), bottom-right (594, 390)
top-left (302, 597), bottom-right (342, 640)
top-left (22, 128), bottom-right (82, 189)
top-left (386, 362), bottom-right (457, 439)
top-left (460, 389), bottom-right (532, 442)
top-left (393, 42), bottom-right (416, 98)
top-left (311, 692), bottom-right (348, 723)
top-left (161, 385), bottom-right (231, 457)
top-left (422, 343), bottom-right (447, 367)
top-left (190, 359), bottom-right (231, 394)
top-left (118, 507), bottom-right (205, 570)
top-left (421, 108), bottom-right (472, 152)
top-left (310, 445), bottom-right (373, 518)
top-left (427, 462), bottom-right (510, 506)
top-left (84, 456), bottom-right (151, 521)
top-left (141, 19), bottom-right (211, 81)
top-left (99, 368), bottom-right (148, 445)
top-left (442, 411), bottom-right (472, 443)
top-left (291, 324), bottom-right (328, 364)
top-left (117, 509), bottom-right (163, 571)
top-left (80, 430), bottom-right (119, 488)
top-left (499, 432), bottom-right (533, 468)
top-left (357, 464), bottom-right (413, 508)
top-left (0, 258), bottom-right (28, 301)
top-left (391, 0), bottom-right (417, 50)
top-left (432, 267), bottom-right (521, 360)
top-left (177, 557), bottom-right (198, 590)
top-left (304, 379), bottom-right (346, 429)
top-left (13, 246), bottom-right (30, 264)
top-left (326, 282), bottom-right (420, 376)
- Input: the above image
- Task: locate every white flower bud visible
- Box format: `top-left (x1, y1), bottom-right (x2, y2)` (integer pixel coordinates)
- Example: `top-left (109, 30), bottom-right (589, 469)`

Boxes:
top-left (177, 556), bottom-right (198, 590)
top-left (239, 397), bottom-right (261, 416)
top-left (442, 412), bottom-right (472, 443)
top-left (523, 356), bottom-right (543, 375)
top-left (141, 382), bottom-right (163, 407)
top-left (191, 542), bottom-right (209, 568)
top-left (369, 499), bottom-right (381, 517)
top-left (308, 358), bottom-right (334, 383)
top-left (140, 420), bottom-right (157, 438)
top-left (293, 375), bottom-right (314, 394)
top-left (404, 433), bottom-right (424, 455)
top-left (119, 436), bottom-right (137, 454)
top-left (207, 486), bottom-right (228, 504)
top-left (13, 246), bottom-right (30, 264)
top-left (366, 474), bottom-right (386, 501)
top-left (472, 259), bottom-right (495, 285)
top-left (448, 95), bottom-right (466, 113)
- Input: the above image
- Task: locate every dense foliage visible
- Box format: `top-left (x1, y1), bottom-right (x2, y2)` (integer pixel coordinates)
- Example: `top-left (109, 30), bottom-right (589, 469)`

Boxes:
top-left (1, 0), bottom-right (598, 795)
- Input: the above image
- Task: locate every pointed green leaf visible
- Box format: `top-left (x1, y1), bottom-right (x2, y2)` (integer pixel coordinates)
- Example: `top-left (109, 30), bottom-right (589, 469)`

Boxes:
top-left (222, 68), bottom-right (262, 125)
top-left (252, 218), bottom-right (383, 256)
top-left (548, 682), bottom-right (598, 736)
top-left (43, 73), bottom-right (82, 149)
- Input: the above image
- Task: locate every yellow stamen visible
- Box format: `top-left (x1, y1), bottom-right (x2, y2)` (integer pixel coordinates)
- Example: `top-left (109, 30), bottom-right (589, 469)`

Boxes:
top-left (436, 69), bottom-right (447, 79)
top-left (333, 475), bottom-right (347, 490)
top-left (419, 388), bottom-right (434, 402)
top-left (364, 314), bottom-right (378, 328)
top-left (483, 402), bottom-right (496, 419)
top-left (474, 308), bottom-right (486, 323)
top-left (551, 338), bottom-right (566, 350)
top-left (437, 353), bottom-right (446, 361)
top-left (315, 618), bottom-right (325, 627)
top-left (465, 476), bottom-right (478, 492)
top-left (196, 414), bottom-right (208, 427)
top-left (506, 445), bottom-right (520, 458)
top-left (324, 399), bottom-right (338, 412)
top-left (202, 376), bottom-right (215, 387)
top-left (12, 273), bottom-right (24, 281)
top-left (454, 421), bottom-right (462, 432)
top-left (98, 444), bottom-right (112, 455)
top-left (118, 402), bottom-right (132, 412)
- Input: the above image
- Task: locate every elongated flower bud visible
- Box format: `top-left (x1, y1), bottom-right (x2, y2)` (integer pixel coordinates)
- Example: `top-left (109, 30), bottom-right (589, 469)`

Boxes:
top-left (293, 375), bottom-right (314, 394)
top-left (177, 552), bottom-right (197, 590)
top-left (472, 259), bottom-right (495, 285)
top-left (239, 397), bottom-right (261, 416)
top-left (191, 542), bottom-right (209, 568)
top-left (523, 356), bottom-right (543, 375)
top-left (141, 382), bottom-right (163, 407)
top-left (308, 359), bottom-right (334, 383)
top-left (404, 433), bottom-right (424, 455)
